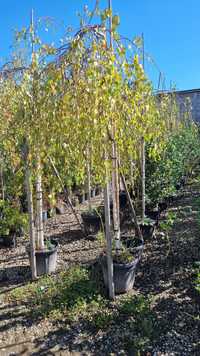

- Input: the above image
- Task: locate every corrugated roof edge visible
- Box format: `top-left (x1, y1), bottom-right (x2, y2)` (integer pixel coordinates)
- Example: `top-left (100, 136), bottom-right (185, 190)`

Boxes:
top-left (156, 88), bottom-right (200, 95)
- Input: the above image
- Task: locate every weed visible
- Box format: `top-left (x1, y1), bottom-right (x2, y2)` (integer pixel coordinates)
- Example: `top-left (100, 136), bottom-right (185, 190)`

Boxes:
top-left (160, 211), bottom-right (176, 232)
top-left (96, 230), bottom-right (105, 246)
top-left (7, 266), bottom-right (104, 320)
top-left (194, 268), bottom-right (200, 295)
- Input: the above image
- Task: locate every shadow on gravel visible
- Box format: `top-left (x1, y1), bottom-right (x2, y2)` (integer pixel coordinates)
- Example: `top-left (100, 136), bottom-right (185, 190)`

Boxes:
top-left (0, 265), bottom-right (31, 287)
top-left (50, 229), bottom-right (85, 246)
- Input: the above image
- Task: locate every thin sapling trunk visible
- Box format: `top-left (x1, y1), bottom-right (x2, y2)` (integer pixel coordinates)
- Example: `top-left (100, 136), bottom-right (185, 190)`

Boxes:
top-left (22, 141), bottom-right (37, 279)
top-left (112, 139), bottom-right (120, 250)
top-left (86, 148), bottom-right (92, 211)
top-left (36, 158), bottom-right (44, 249)
top-left (0, 162), bottom-right (4, 200)
top-left (104, 156), bottom-right (115, 299)
top-left (141, 136), bottom-right (145, 222)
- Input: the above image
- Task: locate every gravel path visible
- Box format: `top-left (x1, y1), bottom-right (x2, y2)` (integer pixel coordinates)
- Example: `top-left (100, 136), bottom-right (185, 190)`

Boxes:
top-left (0, 188), bottom-right (200, 355)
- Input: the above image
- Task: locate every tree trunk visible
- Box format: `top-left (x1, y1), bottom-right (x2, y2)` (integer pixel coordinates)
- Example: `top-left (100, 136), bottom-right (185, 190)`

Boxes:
top-left (25, 163), bottom-right (37, 279)
top-left (0, 163), bottom-right (4, 200)
top-left (141, 136), bottom-right (145, 222)
top-left (86, 158), bottom-right (92, 211)
top-left (36, 158), bottom-right (44, 250)
top-left (112, 138), bottom-right (120, 251)
top-left (130, 159), bottom-right (135, 197)
top-left (104, 178), bottom-right (115, 300)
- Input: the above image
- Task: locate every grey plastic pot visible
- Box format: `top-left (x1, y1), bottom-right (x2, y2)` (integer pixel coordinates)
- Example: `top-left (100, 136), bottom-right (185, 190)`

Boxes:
top-left (100, 243), bottom-right (143, 294)
top-left (27, 240), bottom-right (58, 276)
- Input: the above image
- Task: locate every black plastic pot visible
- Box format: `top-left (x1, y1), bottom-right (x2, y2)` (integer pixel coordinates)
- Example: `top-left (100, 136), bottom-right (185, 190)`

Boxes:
top-left (0, 233), bottom-right (16, 248)
top-left (124, 237), bottom-right (144, 253)
top-left (119, 191), bottom-right (127, 208)
top-left (109, 192), bottom-right (127, 213)
top-left (101, 258), bottom-right (138, 294)
top-left (27, 240), bottom-right (58, 276)
top-left (101, 242), bottom-right (143, 294)
top-left (164, 195), bottom-right (175, 206)
top-left (138, 222), bottom-right (155, 240)
top-left (95, 187), bottom-right (101, 196)
top-left (81, 212), bottom-right (102, 234)
top-left (158, 201), bottom-right (168, 212)
top-left (146, 209), bottom-right (160, 223)
top-left (77, 194), bottom-right (84, 204)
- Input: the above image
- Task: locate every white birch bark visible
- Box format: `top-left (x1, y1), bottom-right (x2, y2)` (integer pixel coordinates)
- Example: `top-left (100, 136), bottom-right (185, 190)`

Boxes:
top-left (141, 137), bottom-right (145, 222)
top-left (36, 158), bottom-right (44, 249)
top-left (25, 158), bottom-right (37, 279)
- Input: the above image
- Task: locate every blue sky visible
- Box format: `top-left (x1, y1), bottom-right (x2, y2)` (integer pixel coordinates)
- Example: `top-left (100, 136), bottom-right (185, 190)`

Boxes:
top-left (0, 0), bottom-right (199, 90)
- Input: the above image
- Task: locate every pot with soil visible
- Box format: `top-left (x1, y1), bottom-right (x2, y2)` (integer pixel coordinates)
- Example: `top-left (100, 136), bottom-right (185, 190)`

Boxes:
top-left (81, 209), bottom-right (103, 235)
top-left (100, 238), bottom-right (143, 294)
top-left (146, 208), bottom-right (160, 226)
top-left (158, 201), bottom-right (168, 213)
top-left (77, 193), bottom-right (84, 204)
top-left (27, 239), bottom-right (58, 276)
top-left (119, 191), bottom-right (127, 208)
top-left (137, 217), bottom-right (156, 240)
top-left (0, 232), bottom-right (16, 248)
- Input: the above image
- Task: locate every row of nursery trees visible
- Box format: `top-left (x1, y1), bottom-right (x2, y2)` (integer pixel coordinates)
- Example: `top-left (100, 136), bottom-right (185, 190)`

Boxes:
top-left (0, 4), bottom-right (200, 297)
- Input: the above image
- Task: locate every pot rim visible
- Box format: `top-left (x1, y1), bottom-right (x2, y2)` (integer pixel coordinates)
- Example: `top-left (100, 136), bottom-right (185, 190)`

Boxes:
top-left (26, 239), bottom-right (58, 254)
top-left (100, 252), bottom-right (141, 268)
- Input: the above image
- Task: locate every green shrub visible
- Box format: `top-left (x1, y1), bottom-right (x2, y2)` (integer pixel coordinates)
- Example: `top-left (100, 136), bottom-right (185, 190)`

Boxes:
top-left (146, 125), bottom-right (200, 203)
top-left (0, 199), bottom-right (28, 236)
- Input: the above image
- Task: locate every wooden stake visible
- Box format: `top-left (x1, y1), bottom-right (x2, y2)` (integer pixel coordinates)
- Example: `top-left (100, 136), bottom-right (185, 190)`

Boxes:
top-left (121, 172), bottom-right (143, 242)
top-left (48, 155), bottom-right (84, 232)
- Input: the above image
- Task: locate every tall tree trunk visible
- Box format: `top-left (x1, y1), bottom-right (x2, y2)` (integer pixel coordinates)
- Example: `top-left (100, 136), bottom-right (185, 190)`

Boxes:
top-left (112, 139), bottom-right (120, 250)
top-left (108, 0), bottom-right (120, 250)
top-left (36, 158), bottom-right (44, 250)
top-left (130, 159), bottom-right (135, 198)
top-left (86, 153), bottom-right (92, 211)
top-left (141, 136), bottom-right (145, 222)
top-left (104, 172), bottom-right (115, 300)
top-left (0, 163), bottom-right (4, 200)
top-left (25, 161), bottom-right (37, 279)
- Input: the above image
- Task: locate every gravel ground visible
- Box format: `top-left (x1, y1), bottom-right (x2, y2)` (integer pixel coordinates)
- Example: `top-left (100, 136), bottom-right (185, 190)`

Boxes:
top-left (0, 188), bottom-right (200, 355)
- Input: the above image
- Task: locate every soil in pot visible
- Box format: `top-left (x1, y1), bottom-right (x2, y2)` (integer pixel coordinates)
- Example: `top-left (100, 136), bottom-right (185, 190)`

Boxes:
top-left (27, 240), bottom-right (58, 276)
